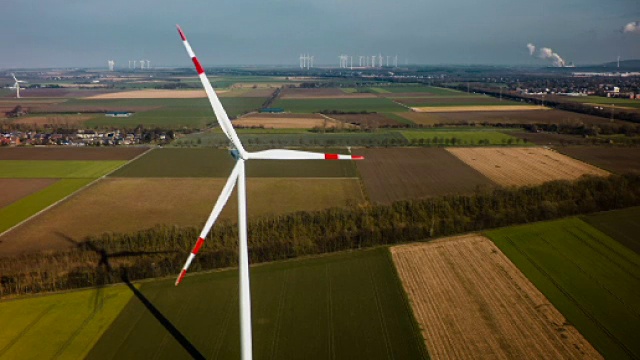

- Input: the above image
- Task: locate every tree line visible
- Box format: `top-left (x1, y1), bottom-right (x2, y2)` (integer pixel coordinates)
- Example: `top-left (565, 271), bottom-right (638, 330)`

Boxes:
top-left (2, 173), bottom-right (640, 298)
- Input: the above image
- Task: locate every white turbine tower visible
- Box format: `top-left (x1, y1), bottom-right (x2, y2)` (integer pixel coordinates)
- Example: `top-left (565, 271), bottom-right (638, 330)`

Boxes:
top-left (175, 25), bottom-right (363, 360)
top-left (10, 73), bottom-right (26, 98)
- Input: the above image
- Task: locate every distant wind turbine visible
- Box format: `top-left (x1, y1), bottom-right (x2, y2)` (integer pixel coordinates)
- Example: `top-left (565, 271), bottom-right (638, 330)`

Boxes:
top-left (10, 73), bottom-right (26, 98)
top-left (174, 25), bottom-right (364, 360)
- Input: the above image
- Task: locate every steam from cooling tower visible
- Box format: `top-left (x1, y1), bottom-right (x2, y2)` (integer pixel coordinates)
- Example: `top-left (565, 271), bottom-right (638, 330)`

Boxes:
top-left (526, 43), bottom-right (566, 67)
top-left (623, 21), bottom-right (640, 33)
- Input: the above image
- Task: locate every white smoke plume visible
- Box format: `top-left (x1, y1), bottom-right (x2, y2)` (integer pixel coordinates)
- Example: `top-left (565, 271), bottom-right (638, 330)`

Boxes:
top-left (526, 43), bottom-right (566, 67)
top-left (527, 43), bottom-right (536, 56)
top-left (623, 21), bottom-right (640, 33)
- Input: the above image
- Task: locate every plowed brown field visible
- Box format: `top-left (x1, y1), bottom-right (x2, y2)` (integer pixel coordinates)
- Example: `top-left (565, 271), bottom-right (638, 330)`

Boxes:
top-left (557, 146), bottom-right (640, 175)
top-left (233, 113), bottom-right (339, 129)
top-left (391, 235), bottom-right (602, 360)
top-left (447, 147), bottom-right (609, 187)
top-left (353, 148), bottom-right (496, 204)
top-left (0, 177), bottom-right (364, 255)
top-left (0, 179), bottom-right (58, 208)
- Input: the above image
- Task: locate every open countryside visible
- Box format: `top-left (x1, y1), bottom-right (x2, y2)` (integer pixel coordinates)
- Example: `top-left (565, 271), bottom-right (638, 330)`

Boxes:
top-left (2, 10), bottom-right (640, 357)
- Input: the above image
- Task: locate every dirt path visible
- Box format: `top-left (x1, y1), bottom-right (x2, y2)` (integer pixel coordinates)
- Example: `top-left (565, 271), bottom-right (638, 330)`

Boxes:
top-left (391, 235), bottom-right (602, 359)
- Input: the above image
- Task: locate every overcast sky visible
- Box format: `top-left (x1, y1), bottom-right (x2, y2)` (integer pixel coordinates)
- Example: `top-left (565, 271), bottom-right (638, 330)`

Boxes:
top-left (1, 0), bottom-right (639, 69)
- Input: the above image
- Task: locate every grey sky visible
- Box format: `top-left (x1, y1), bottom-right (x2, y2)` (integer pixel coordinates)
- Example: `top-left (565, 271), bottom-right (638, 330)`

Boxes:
top-left (1, 0), bottom-right (639, 69)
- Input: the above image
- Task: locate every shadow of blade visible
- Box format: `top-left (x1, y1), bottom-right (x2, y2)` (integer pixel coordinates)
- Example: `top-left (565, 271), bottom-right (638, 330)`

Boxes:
top-left (122, 273), bottom-right (205, 360)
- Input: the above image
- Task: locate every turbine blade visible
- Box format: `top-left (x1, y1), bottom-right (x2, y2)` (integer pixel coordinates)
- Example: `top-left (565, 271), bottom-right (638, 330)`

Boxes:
top-left (176, 25), bottom-right (247, 157)
top-left (176, 161), bottom-right (242, 286)
top-left (248, 149), bottom-right (364, 160)
top-left (11, 73), bottom-right (17, 82)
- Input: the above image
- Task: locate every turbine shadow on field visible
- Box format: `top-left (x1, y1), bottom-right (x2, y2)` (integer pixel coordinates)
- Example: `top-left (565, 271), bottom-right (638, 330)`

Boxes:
top-left (55, 232), bottom-right (205, 359)
top-left (121, 270), bottom-right (206, 360)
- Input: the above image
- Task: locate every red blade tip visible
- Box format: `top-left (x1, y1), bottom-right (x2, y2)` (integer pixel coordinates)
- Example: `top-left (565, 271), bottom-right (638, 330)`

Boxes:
top-left (352, 155), bottom-right (364, 160)
top-left (175, 269), bottom-right (187, 286)
top-left (176, 25), bottom-right (186, 41)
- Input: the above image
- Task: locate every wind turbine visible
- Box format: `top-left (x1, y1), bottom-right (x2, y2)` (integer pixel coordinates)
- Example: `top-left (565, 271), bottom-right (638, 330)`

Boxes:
top-left (174, 25), bottom-right (363, 360)
top-left (11, 73), bottom-right (26, 98)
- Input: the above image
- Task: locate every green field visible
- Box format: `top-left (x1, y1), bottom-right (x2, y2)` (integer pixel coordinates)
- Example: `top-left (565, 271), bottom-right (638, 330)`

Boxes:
top-left (0, 286), bottom-right (133, 359)
top-left (0, 178), bottom-right (94, 233)
top-left (272, 98), bottom-right (407, 113)
top-left (486, 217), bottom-right (640, 360)
top-left (563, 96), bottom-right (640, 109)
top-left (383, 86), bottom-right (467, 95)
top-left (87, 248), bottom-right (427, 359)
top-left (110, 148), bottom-right (358, 178)
top-left (582, 207), bottom-right (640, 255)
top-left (0, 160), bottom-right (126, 178)
top-left (401, 129), bottom-right (520, 145)
top-left (62, 98), bottom-right (266, 128)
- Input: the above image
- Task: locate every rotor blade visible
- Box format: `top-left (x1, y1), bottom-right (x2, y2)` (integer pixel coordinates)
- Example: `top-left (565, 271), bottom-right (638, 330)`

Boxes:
top-left (248, 149), bottom-right (364, 160)
top-left (11, 73), bottom-right (17, 82)
top-left (176, 25), bottom-right (247, 158)
top-left (176, 161), bottom-right (242, 286)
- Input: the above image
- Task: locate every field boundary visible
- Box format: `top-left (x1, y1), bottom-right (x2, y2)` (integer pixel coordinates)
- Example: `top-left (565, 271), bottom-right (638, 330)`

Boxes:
top-left (0, 147), bottom-right (153, 239)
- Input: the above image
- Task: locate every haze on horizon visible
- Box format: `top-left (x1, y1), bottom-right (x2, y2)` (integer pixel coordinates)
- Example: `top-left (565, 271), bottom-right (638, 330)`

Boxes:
top-left (1, 0), bottom-right (639, 69)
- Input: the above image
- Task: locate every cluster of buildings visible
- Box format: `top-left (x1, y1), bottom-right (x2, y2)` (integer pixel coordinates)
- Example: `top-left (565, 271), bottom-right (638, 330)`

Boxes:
top-left (1, 129), bottom-right (169, 147)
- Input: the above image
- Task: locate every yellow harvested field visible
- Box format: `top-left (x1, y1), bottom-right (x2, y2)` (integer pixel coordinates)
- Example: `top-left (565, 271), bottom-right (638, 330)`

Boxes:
top-left (234, 114), bottom-right (346, 129)
top-left (411, 105), bottom-right (547, 112)
top-left (391, 235), bottom-right (602, 360)
top-left (0, 177), bottom-right (364, 256)
top-left (447, 147), bottom-right (609, 187)
top-left (81, 89), bottom-right (227, 99)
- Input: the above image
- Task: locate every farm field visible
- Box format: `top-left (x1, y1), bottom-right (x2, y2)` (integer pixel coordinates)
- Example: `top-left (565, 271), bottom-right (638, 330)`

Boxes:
top-left (10, 114), bottom-right (93, 126)
top-left (486, 217), bottom-right (640, 360)
top-left (83, 89), bottom-right (208, 99)
top-left (511, 132), bottom-right (586, 146)
top-left (279, 88), bottom-right (376, 99)
top-left (110, 148), bottom-right (358, 178)
top-left (394, 96), bottom-right (521, 107)
top-left (447, 147), bottom-right (609, 187)
top-left (391, 235), bottom-right (601, 359)
top-left (87, 247), bottom-right (427, 359)
top-left (331, 113), bottom-right (407, 127)
top-left (382, 86), bottom-right (468, 95)
top-left (181, 130), bottom-right (408, 148)
top-left (233, 113), bottom-right (346, 129)
top-left (556, 146), bottom-right (640, 174)
top-left (272, 98), bottom-right (407, 113)
top-left (412, 104), bottom-right (544, 112)
top-left (0, 177), bottom-right (365, 255)
top-left (0, 147), bottom-right (148, 160)
top-left (559, 95), bottom-right (640, 109)
top-left (0, 286), bottom-right (133, 359)
top-left (0, 178), bottom-right (94, 234)
top-left (0, 179), bottom-right (57, 208)
top-left (582, 206), bottom-right (640, 255)
top-left (400, 129), bottom-right (520, 146)
top-left (0, 160), bottom-right (126, 178)
top-left (353, 148), bottom-right (496, 204)
top-left (83, 97), bottom-right (266, 128)
top-left (395, 109), bottom-right (614, 126)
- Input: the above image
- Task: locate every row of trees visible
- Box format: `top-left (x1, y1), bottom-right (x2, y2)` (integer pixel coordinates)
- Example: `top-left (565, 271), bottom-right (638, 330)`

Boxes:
top-left (2, 174), bottom-right (640, 298)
